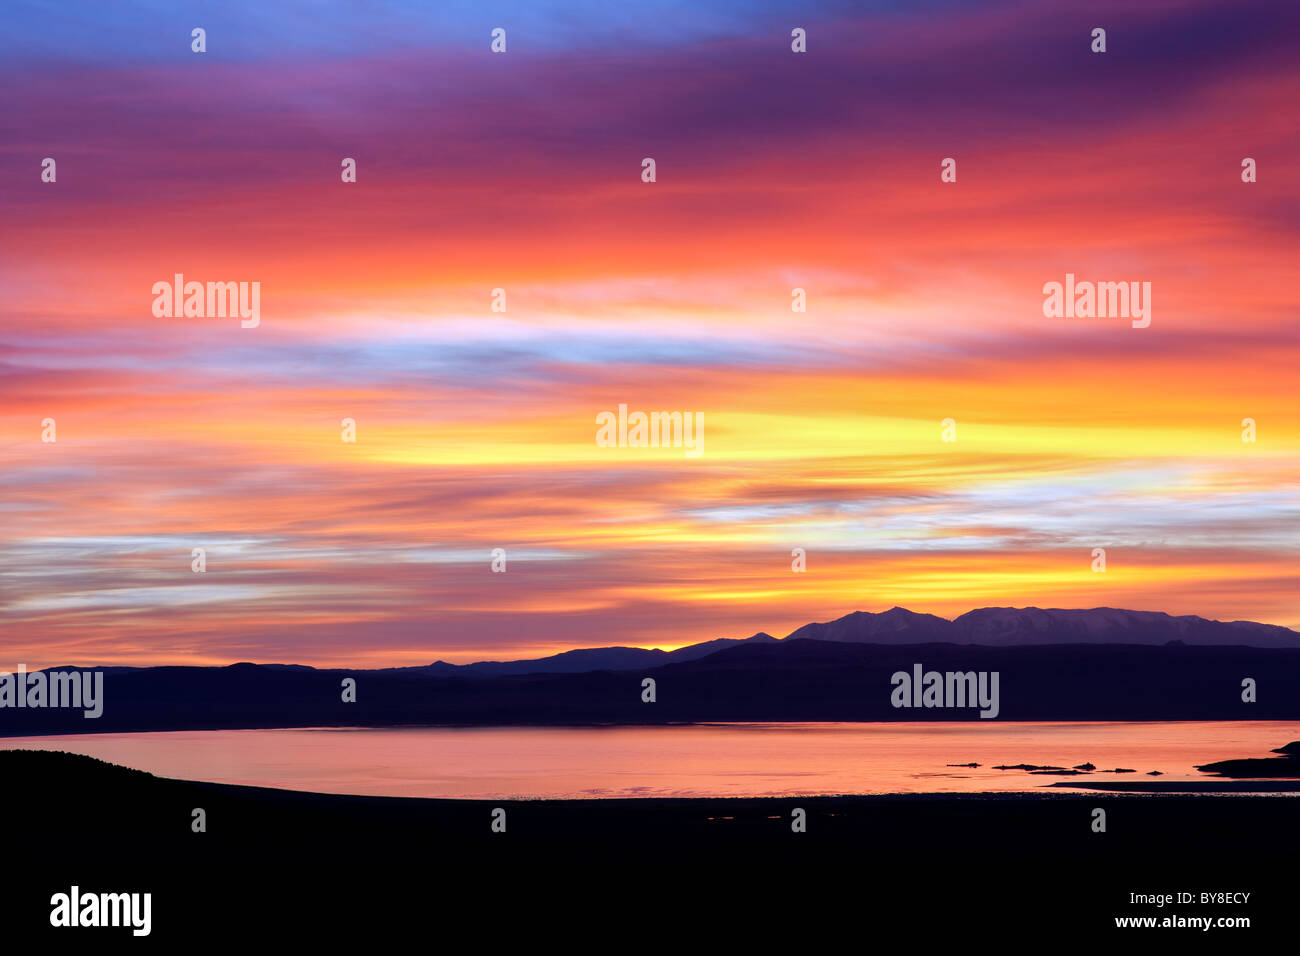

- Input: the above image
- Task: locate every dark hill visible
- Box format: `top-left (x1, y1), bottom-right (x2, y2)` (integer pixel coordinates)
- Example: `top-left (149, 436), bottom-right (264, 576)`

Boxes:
top-left (4, 640), bottom-right (1299, 734)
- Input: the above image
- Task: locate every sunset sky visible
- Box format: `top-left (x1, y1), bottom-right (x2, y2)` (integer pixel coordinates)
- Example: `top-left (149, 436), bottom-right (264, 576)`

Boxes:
top-left (2, 0), bottom-right (1298, 667)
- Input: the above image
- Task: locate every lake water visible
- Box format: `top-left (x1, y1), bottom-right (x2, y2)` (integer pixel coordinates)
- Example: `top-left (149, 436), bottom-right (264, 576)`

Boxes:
top-left (4, 720), bottom-right (1297, 799)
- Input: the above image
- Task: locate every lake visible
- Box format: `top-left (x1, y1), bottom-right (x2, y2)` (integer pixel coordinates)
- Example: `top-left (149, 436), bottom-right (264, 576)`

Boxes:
top-left (4, 720), bottom-right (1297, 799)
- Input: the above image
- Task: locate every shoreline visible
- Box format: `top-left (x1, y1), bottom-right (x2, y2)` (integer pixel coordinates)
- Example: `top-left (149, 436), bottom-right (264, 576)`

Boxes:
top-left (5, 722), bottom-right (1297, 798)
top-left (9, 746), bottom-right (1296, 798)
top-left (4, 745), bottom-right (1296, 801)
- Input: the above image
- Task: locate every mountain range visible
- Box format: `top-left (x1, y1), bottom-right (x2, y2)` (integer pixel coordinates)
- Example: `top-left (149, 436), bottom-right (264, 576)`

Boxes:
top-left (5, 606), bottom-right (1298, 734)
top-left (382, 605), bottom-right (1299, 677)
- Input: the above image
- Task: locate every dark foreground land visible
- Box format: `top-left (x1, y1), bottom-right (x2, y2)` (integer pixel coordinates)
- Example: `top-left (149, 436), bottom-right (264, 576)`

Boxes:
top-left (2, 751), bottom-right (1295, 944)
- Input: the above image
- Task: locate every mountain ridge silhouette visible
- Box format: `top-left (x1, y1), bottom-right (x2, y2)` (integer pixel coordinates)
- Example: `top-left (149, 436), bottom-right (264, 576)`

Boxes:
top-left (27, 605), bottom-right (1298, 677)
top-left (319, 604), bottom-right (1300, 675)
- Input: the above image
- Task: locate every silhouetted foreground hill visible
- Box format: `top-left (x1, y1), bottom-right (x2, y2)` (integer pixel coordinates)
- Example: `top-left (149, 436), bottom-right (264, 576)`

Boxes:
top-left (4, 750), bottom-right (1295, 943)
top-left (3, 639), bottom-right (1297, 734)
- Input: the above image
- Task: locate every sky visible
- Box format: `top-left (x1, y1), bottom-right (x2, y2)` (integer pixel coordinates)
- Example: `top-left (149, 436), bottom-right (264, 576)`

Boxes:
top-left (1, 0), bottom-right (1298, 667)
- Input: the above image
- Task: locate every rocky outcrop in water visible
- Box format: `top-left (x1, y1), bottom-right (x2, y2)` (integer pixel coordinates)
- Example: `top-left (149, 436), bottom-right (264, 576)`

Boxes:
top-left (1197, 741), bottom-right (1300, 777)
